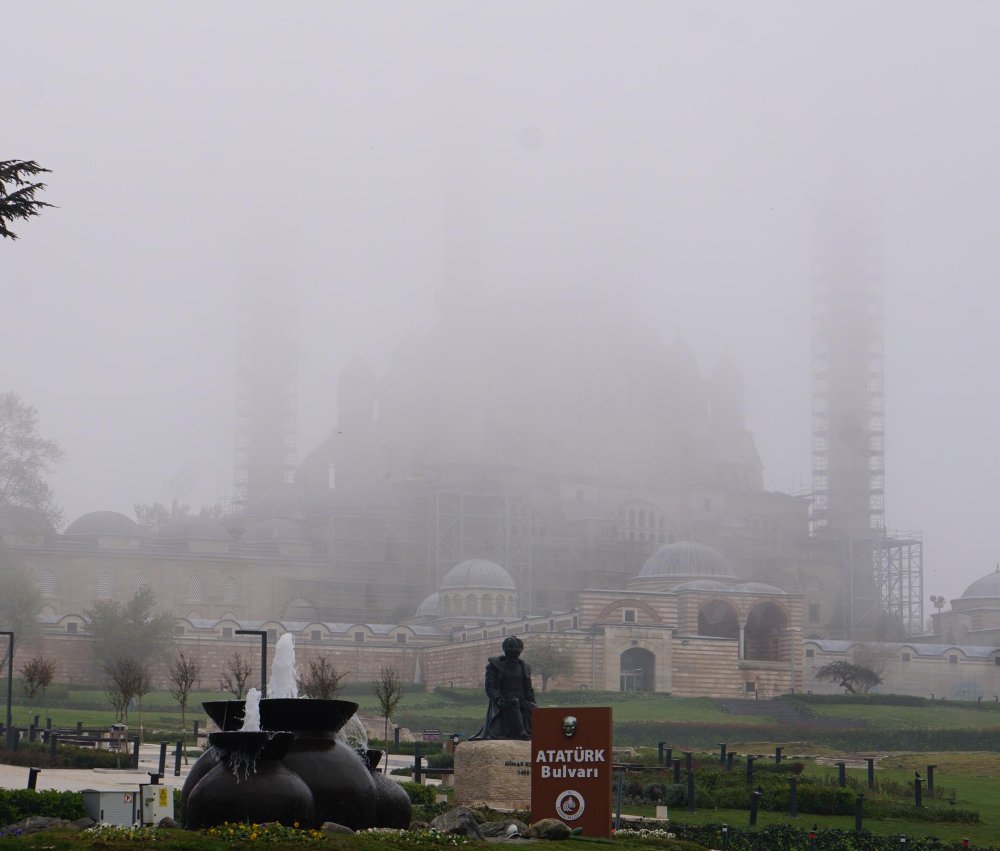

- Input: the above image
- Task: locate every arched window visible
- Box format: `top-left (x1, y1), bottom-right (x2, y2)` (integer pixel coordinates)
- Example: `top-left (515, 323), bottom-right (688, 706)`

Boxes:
top-left (39, 570), bottom-right (56, 596)
top-left (620, 647), bottom-right (655, 692)
top-left (481, 594), bottom-right (494, 616)
top-left (744, 602), bottom-right (790, 662)
top-left (697, 600), bottom-right (739, 639)
top-left (465, 594), bottom-right (478, 615)
top-left (97, 573), bottom-right (113, 600)
top-left (495, 596), bottom-right (505, 617)
top-left (222, 575), bottom-right (238, 604)
top-left (186, 576), bottom-right (202, 602)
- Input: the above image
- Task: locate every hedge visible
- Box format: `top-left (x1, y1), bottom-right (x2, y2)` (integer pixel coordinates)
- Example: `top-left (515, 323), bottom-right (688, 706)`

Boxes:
top-left (0, 790), bottom-right (85, 826)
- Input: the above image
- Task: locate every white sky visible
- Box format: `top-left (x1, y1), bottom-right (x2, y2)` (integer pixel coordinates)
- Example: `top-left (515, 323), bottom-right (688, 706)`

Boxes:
top-left (3, 2), bottom-right (999, 602)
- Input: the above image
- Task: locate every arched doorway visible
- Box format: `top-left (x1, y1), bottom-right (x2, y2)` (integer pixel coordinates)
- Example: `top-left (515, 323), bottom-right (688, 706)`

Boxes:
top-left (698, 599), bottom-right (739, 638)
top-left (743, 601), bottom-right (790, 661)
top-left (620, 647), bottom-right (655, 692)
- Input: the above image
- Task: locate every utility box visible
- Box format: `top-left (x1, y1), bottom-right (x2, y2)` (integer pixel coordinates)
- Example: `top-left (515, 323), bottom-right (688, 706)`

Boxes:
top-left (81, 789), bottom-right (136, 826)
top-left (139, 783), bottom-right (175, 825)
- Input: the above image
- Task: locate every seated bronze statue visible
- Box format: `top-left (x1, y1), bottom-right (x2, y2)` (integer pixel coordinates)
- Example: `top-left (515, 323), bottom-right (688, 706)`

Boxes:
top-left (470, 636), bottom-right (538, 740)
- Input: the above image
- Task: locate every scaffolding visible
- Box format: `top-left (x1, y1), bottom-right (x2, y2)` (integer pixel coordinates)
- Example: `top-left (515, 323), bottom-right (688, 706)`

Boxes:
top-left (875, 530), bottom-right (924, 636)
top-left (427, 485), bottom-right (534, 612)
top-left (233, 286), bottom-right (297, 511)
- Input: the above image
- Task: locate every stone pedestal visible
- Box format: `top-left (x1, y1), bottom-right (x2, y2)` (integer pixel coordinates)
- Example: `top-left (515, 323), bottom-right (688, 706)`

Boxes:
top-left (453, 740), bottom-right (531, 809)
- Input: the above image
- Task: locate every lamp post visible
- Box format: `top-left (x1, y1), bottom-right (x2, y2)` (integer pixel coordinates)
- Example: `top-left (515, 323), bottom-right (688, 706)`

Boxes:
top-left (235, 630), bottom-right (268, 697)
top-left (1, 631), bottom-right (13, 750)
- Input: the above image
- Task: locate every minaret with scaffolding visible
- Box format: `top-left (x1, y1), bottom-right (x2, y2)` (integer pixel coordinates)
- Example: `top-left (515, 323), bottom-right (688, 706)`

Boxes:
top-left (233, 283), bottom-right (297, 514)
top-left (811, 211), bottom-right (923, 636)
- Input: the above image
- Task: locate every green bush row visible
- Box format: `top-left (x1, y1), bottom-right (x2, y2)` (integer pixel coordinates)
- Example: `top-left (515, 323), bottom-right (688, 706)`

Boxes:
top-left (0, 742), bottom-right (125, 769)
top-left (0, 789), bottom-right (86, 826)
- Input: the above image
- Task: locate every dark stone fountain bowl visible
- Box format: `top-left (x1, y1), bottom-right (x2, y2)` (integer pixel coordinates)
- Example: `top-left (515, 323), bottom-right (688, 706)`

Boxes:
top-left (260, 698), bottom-right (360, 734)
top-left (202, 700), bottom-right (246, 731)
top-left (207, 730), bottom-right (295, 761)
top-left (201, 698), bottom-right (360, 735)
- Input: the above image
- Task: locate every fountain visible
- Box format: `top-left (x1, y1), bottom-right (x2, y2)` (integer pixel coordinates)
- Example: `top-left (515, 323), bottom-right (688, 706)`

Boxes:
top-left (182, 635), bottom-right (411, 830)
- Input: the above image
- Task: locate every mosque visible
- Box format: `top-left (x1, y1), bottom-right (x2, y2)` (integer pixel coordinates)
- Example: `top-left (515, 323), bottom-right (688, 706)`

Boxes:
top-left (0, 284), bottom-right (972, 699)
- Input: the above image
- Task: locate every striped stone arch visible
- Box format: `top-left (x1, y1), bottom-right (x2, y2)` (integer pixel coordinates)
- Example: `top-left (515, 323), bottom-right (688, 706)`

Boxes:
top-left (596, 599), bottom-right (663, 624)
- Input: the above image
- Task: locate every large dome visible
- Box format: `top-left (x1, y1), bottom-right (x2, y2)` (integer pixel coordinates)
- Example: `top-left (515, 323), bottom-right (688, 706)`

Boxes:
top-left (961, 567), bottom-right (1000, 600)
top-left (638, 541), bottom-right (736, 579)
top-left (64, 510), bottom-right (141, 537)
top-left (440, 559), bottom-right (516, 591)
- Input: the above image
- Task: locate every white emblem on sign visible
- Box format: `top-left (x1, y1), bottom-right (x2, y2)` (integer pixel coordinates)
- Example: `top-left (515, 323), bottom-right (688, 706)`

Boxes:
top-left (555, 790), bottom-right (585, 821)
top-left (123, 793), bottom-right (133, 802)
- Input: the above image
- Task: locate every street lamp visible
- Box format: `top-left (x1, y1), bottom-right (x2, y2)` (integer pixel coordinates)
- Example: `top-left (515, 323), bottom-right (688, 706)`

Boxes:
top-left (235, 630), bottom-right (268, 697)
top-left (1, 631), bottom-right (13, 750)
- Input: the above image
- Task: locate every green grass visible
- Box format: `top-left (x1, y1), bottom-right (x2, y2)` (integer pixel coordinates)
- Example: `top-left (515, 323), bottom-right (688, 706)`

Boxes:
top-left (805, 701), bottom-right (1000, 729)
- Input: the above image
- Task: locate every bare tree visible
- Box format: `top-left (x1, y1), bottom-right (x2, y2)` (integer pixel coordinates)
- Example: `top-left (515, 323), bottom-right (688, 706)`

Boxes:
top-left (220, 651), bottom-right (253, 699)
top-left (135, 665), bottom-right (152, 744)
top-left (0, 160), bottom-right (53, 240)
top-left (523, 635), bottom-right (575, 693)
top-left (19, 656), bottom-right (55, 722)
top-left (373, 666), bottom-right (404, 772)
top-left (168, 652), bottom-right (200, 743)
top-left (297, 656), bottom-right (348, 699)
top-left (104, 657), bottom-right (147, 757)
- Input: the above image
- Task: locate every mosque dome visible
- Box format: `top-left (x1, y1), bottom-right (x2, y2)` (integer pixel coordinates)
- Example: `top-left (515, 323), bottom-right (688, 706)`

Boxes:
top-left (155, 516), bottom-right (232, 542)
top-left (961, 567), bottom-right (1000, 600)
top-left (440, 559), bottom-right (516, 591)
top-left (64, 511), bottom-right (141, 537)
top-left (638, 541), bottom-right (736, 579)
top-left (241, 518), bottom-right (308, 545)
top-left (415, 592), bottom-right (440, 617)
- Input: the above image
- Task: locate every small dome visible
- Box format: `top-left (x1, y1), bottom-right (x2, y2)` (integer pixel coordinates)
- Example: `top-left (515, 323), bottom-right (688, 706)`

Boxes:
top-left (440, 559), bottom-right (516, 591)
top-left (155, 515), bottom-right (232, 541)
top-left (415, 592), bottom-right (440, 617)
top-left (242, 518), bottom-right (308, 545)
top-left (638, 541), bottom-right (736, 579)
top-left (961, 567), bottom-right (1000, 599)
top-left (0, 505), bottom-right (56, 537)
top-left (64, 510), bottom-right (140, 537)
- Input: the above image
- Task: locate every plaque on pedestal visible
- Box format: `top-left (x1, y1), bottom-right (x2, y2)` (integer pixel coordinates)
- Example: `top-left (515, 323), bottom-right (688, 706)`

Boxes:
top-left (453, 739), bottom-right (531, 809)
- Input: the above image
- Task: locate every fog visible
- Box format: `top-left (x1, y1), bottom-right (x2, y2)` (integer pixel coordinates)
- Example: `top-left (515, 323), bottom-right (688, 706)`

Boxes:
top-left (3, 2), bottom-right (999, 602)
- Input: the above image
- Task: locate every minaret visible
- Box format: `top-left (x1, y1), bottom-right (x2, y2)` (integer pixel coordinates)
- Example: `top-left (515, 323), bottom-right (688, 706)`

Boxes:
top-left (811, 207), bottom-right (884, 635)
top-left (233, 281), bottom-right (297, 514)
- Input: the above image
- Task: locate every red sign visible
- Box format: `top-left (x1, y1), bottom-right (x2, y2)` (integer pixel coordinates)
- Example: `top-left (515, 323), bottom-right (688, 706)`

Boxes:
top-left (530, 707), bottom-right (612, 838)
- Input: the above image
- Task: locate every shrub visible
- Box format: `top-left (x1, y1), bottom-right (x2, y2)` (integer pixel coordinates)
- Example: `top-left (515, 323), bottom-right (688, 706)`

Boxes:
top-left (0, 789), bottom-right (85, 825)
top-left (400, 781), bottom-right (437, 806)
top-left (0, 743), bottom-right (123, 770)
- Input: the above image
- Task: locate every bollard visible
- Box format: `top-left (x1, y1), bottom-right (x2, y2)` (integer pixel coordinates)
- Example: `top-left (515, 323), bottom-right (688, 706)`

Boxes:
top-left (749, 786), bottom-right (763, 826)
top-left (926, 764), bottom-right (936, 797)
top-left (721, 823), bottom-right (730, 851)
top-left (664, 747), bottom-right (672, 770)
top-left (174, 740), bottom-right (183, 776)
top-left (27, 767), bottom-right (40, 790)
top-left (131, 737), bottom-right (141, 770)
top-left (867, 757), bottom-right (875, 790)
top-left (413, 744), bottom-right (423, 785)
top-left (49, 733), bottom-right (58, 765)
top-left (158, 741), bottom-right (168, 778)
top-left (790, 774), bottom-right (798, 817)
top-left (394, 726), bottom-right (400, 748)
top-left (28, 724), bottom-right (36, 743)
top-left (76, 721), bottom-right (83, 735)
top-left (726, 751), bottom-right (735, 771)
top-left (719, 742), bottom-right (727, 765)
top-left (746, 755), bottom-right (755, 786)
top-left (808, 825), bottom-right (817, 850)
top-left (686, 771), bottom-right (696, 812)
top-left (45, 717), bottom-right (51, 731)
top-left (148, 772), bottom-right (160, 784)
top-left (193, 719), bottom-right (199, 742)
top-left (855, 793), bottom-right (864, 833)
top-left (658, 741), bottom-right (666, 766)
top-left (914, 778), bottom-right (923, 808)
top-left (683, 751), bottom-right (693, 772)
top-left (672, 758), bottom-right (681, 784)
top-left (775, 746), bottom-right (783, 764)
top-left (33, 715), bottom-right (39, 728)
top-left (836, 761), bottom-right (847, 787)
top-left (900, 836), bottom-right (907, 849)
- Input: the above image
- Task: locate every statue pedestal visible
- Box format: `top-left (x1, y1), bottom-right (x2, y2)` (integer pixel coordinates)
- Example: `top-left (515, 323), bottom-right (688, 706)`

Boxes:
top-left (453, 740), bottom-right (531, 809)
